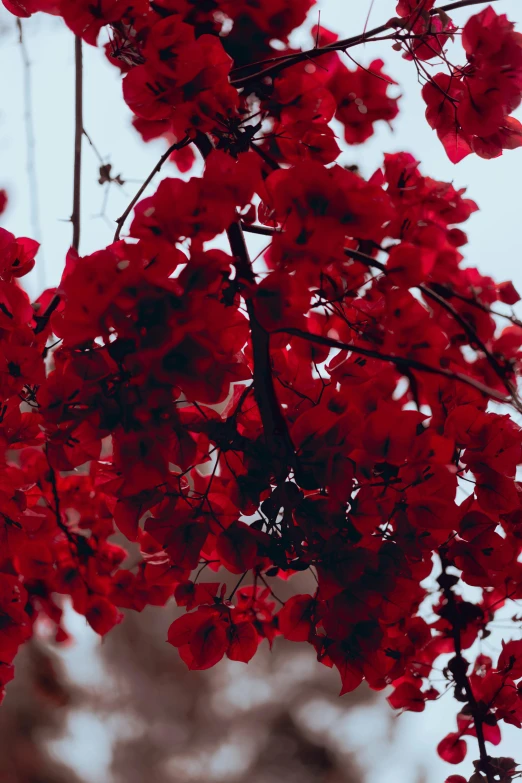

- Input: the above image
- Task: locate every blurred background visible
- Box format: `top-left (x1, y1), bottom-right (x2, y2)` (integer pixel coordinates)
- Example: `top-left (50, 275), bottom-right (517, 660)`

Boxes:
top-left (1, 2), bottom-right (522, 781)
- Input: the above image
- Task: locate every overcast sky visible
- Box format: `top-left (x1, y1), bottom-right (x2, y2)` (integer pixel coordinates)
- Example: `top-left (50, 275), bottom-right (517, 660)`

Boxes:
top-left (1, 2), bottom-right (522, 781)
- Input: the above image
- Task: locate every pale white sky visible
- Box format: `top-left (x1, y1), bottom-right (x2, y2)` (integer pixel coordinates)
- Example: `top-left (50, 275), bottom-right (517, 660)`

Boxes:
top-left (1, 2), bottom-right (522, 782)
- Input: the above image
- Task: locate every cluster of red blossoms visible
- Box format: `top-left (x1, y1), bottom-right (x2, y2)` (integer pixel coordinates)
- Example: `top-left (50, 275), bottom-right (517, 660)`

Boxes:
top-left (422, 5), bottom-right (522, 161)
top-left (1, 0), bottom-right (522, 780)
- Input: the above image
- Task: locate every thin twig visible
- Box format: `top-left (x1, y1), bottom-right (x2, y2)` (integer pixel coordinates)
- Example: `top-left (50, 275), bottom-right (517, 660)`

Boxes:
top-left (45, 448), bottom-right (76, 547)
top-left (33, 292), bottom-right (60, 335)
top-left (277, 327), bottom-right (515, 407)
top-left (83, 128), bottom-right (105, 165)
top-left (228, 571), bottom-right (248, 602)
top-left (419, 283), bottom-right (520, 404)
top-left (229, 0), bottom-right (500, 87)
top-left (241, 222), bottom-right (279, 237)
top-left (71, 36), bottom-right (83, 252)
top-left (113, 136), bottom-right (190, 242)
top-left (16, 19), bottom-right (45, 291)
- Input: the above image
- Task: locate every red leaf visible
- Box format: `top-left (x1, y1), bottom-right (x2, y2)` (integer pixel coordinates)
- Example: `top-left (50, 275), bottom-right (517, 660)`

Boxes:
top-left (437, 733), bottom-right (467, 764)
top-left (227, 622), bottom-right (258, 663)
top-left (216, 521), bottom-right (258, 575)
top-left (85, 597), bottom-right (123, 636)
top-left (167, 611), bottom-right (206, 648)
top-left (189, 618), bottom-right (228, 669)
top-left (387, 681), bottom-right (426, 712)
top-left (175, 581), bottom-right (220, 610)
top-left (278, 595), bottom-right (316, 642)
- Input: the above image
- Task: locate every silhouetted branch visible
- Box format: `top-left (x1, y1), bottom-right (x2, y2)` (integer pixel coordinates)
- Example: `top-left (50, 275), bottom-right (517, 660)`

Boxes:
top-left (229, 0), bottom-right (501, 87)
top-left (113, 136), bottom-right (190, 242)
top-left (71, 36), bottom-right (83, 252)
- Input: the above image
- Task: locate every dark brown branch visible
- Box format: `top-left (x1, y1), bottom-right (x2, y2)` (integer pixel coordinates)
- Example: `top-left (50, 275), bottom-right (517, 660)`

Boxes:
top-left (45, 449), bottom-right (77, 548)
top-left (344, 247), bottom-right (387, 271)
top-left (71, 36), bottom-right (83, 252)
top-left (438, 558), bottom-right (495, 783)
top-left (33, 292), bottom-right (61, 335)
top-left (240, 223), bottom-right (387, 272)
top-left (16, 19), bottom-right (45, 290)
top-left (228, 222), bottom-right (297, 479)
top-left (431, 284), bottom-right (522, 329)
top-left (113, 136), bottom-right (190, 242)
top-left (229, 0), bottom-right (500, 88)
top-left (419, 283), bottom-right (521, 406)
top-left (241, 225), bottom-right (519, 409)
top-left (191, 134), bottom-right (297, 479)
top-left (277, 327), bottom-right (515, 406)
top-left (240, 222), bottom-right (279, 238)
top-left (250, 142), bottom-right (281, 172)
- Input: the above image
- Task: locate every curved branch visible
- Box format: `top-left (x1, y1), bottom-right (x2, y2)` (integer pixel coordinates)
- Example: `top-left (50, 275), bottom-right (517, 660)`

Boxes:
top-left (419, 283), bottom-right (520, 404)
top-left (229, 0), bottom-right (500, 88)
top-left (113, 136), bottom-right (190, 242)
top-left (276, 327), bottom-right (517, 408)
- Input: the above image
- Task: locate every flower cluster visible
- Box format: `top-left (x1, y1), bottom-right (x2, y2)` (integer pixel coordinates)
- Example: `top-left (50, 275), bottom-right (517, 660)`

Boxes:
top-left (422, 6), bottom-right (522, 161)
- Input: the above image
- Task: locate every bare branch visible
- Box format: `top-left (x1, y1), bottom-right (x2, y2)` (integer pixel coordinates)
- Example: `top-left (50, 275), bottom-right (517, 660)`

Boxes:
top-left (16, 19), bottom-right (45, 290)
top-left (229, 0), bottom-right (501, 88)
top-left (113, 136), bottom-right (190, 242)
top-left (277, 327), bottom-right (517, 408)
top-left (71, 36), bottom-right (83, 252)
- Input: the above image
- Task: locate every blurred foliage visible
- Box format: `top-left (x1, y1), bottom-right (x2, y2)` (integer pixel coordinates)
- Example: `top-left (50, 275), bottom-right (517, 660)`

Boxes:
top-left (2, 591), bottom-right (374, 782)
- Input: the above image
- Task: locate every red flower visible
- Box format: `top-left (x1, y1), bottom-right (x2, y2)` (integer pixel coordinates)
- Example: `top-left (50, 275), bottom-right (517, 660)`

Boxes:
top-left (61, 0), bottom-right (148, 45)
top-left (437, 733), bottom-right (467, 764)
top-left (329, 59), bottom-right (399, 144)
top-left (387, 681), bottom-right (426, 712)
top-left (278, 595), bottom-right (316, 642)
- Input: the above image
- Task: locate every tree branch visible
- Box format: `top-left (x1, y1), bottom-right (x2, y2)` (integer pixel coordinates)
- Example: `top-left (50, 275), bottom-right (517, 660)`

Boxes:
top-left (229, 0), bottom-right (501, 88)
top-left (113, 136), bottom-right (190, 242)
top-left (227, 219), bottom-right (297, 480)
top-left (192, 134), bottom-right (297, 479)
top-left (241, 225), bottom-right (519, 410)
top-left (241, 222), bottom-right (278, 238)
top-left (240, 223), bottom-right (389, 271)
top-left (438, 558), bottom-right (495, 783)
top-left (277, 327), bottom-right (516, 407)
top-left (71, 36), bottom-right (83, 252)
top-left (419, 283), bottom-right (521, 404)
top-left (16, 19), bottom-right (45, 291)
top-left (33, 292), bottom-right (61, 335)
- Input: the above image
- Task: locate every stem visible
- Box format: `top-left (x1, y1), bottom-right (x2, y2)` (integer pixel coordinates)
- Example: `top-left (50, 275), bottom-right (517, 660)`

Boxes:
top-left (419, 283), bottom-right (520, 404)
top-left (227, 224), bottom-right (297, 480)
top-left (71, 36), bottom-right (83, 253)
top-left (33, 292), bottom-right (61, 335)
top-left (242, 224), bottom-right (520, 409)
top-left (192, 133), bottom-right (297, 479)
top-left (45, 448), bottom-right (76, 547)
top-left (16, 19), bottom-right (45, 291)
top-left (241, 222), bottom-right (278, 238)
top-left (229, 0), bottom-right (500, 87)
top-left (439, 559), bottom-right (495, 783)
top-left (257, 572), bottom-right (285, 605)
top-left (228, 571), bottom-right (248, 602)
top-left (113, 136), bottom-right (190, 242)
top-left (278, 327), bottom-right (515, 406)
